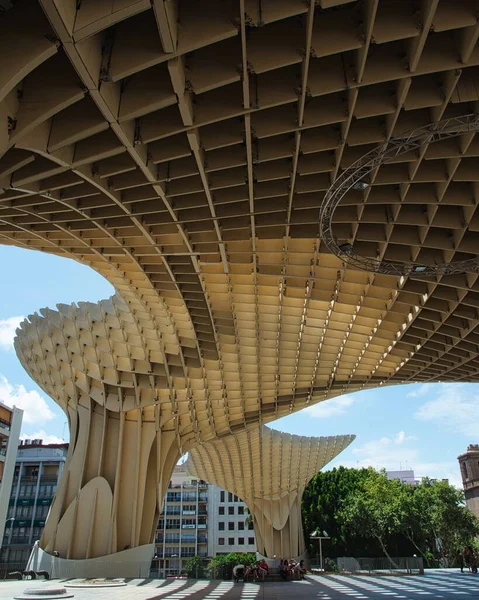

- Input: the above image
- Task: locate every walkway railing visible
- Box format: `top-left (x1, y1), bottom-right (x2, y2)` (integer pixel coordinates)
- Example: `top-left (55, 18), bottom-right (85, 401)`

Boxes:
top-left (312, 556), bottom-right (424, 575)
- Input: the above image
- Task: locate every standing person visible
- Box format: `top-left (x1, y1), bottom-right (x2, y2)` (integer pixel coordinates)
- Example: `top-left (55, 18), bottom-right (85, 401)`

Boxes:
top-left (464, 545), bottom-right (472, 571)
top-left (457, 550), bottom-right (465, 573)
top-left (469, 546), bottom-right (478, 574)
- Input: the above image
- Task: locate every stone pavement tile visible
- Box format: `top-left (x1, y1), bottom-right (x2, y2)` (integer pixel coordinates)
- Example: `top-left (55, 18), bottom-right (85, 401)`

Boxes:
top-left (3, 571), bottom-right (479, 600)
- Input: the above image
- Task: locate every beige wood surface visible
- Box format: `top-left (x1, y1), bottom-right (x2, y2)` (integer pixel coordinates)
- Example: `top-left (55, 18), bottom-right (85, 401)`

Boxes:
top-left (187, 427), bottom-right (355, 557)
top-left (3, 0), bottom-right (479, 559)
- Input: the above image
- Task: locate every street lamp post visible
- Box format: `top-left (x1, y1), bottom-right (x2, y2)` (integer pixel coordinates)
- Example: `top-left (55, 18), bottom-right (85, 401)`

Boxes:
top-left (310, 530), bottom-right (330, 571)
top-left (1, 518), bottom-right (16, 559)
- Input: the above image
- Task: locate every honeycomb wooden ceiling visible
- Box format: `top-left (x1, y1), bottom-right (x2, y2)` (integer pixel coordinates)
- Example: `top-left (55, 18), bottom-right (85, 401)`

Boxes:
top-left (3, 0), bottom-right (479, 433)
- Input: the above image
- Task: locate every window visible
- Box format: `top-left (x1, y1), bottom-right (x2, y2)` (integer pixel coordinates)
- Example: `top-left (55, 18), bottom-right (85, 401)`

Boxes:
top-left (234, 495), bottom-right (238, 502)
top-left (463, 461), bottom-right (469, 480)
top-left (238, 506), bottom-right (244, 515)
top-left (228, 522), bottom-right (234, 531)
top-left (248, 537), bottom-right (255, 545)
top-left (219, 522), bottom-right (224, 531)
top-left (228, 492), bottom-right (233, 502)
top-left (228, 506), bottom-right (234, 515)
top-left (220, 491), bottom-right (225, 503)
top-left (218, 538), bottom-right (224, 546)
top-left (182, 518), bottom-right (196, 528)
top-left (238, 537), bottom-right (244, 545)
top-left (166, 519), bottom-right (180, 529)
top-left (238, 522), bottom-right (244, 531)
top-left (219, 506), bottom-right (224, 515)
top-left (228, 537), bottom-right (234, 545)
top-left (248, 521), bottom-right (254, 530)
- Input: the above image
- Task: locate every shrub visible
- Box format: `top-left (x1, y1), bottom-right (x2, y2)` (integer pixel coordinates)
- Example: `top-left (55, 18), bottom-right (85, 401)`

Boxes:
top-left (207, 552), bottom-right (257, 579)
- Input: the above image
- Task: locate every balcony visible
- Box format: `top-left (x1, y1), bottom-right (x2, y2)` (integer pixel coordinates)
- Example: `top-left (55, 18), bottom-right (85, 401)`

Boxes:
top-left (7, 537), bottom-right (31, 545)
top-left (182, 510), bottom-right (196, 516)
top-left (0, 420), bottom-right (11, 434)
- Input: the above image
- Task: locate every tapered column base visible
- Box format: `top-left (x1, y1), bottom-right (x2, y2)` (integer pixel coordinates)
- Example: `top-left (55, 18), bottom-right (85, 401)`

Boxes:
top-left (27, 541), bottom-right (154, 579)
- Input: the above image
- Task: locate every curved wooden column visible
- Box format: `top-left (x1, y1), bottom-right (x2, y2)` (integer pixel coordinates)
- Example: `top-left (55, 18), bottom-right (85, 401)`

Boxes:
top-left (187, 426), bottom-right (355, 558)
top-left (14, 297), bottom-right (189, 560)
top-left (41, 402), bottom-right (180, 559)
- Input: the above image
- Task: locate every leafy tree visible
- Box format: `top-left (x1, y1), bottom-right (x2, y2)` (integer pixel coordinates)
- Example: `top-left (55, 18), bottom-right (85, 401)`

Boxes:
top-left (338, 470), bottom-right (405, 564)
top-left (302, 467), bottom-right (479, 565)
top-left (184, 555), bottom-right (207, 578)
top-left (419, 478), bottom-right (479, 561)
top-left (396, 482), bottom-right (431, 564)
top-left (302, 466), bottom-right (376, 556)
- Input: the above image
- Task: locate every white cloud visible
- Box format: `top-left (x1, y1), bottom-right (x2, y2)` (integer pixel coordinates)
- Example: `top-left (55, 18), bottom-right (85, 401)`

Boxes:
top-left (414, 383), bottom-right (478, 437)
top-left (20, 430), bottom-right (64, 445)
top-left (350, 433), bottom-right (418, 470)
top-left (395, 431), bottom-right (416, 444)
top-left (304, 395), bottom-right (355, 418)
top-left (0, 316), bottom-right (24, 350)
top-left (406, 383), bottom-right (433, 398)
top-left (328, 430), bottom-right (462, 489)
top-left (0, 375), bottom-right (55, 425)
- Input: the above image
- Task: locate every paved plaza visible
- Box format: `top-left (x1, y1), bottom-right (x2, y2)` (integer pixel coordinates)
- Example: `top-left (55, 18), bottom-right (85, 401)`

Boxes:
top-left (1, 571), bottom-right (479, 600)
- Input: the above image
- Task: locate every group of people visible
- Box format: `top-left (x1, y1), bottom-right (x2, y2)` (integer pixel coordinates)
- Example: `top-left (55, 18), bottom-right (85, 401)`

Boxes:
top-left (279, 558), bottom-right (307, 580)
top-left (232, 557), bottom-right (307, 582)
top-left (233, 559), bottom-right (270, 582)
top-left (457, 546), bottom-right (478, 573)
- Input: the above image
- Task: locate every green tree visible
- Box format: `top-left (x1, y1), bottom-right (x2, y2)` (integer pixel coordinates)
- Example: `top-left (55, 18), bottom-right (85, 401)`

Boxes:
top-left (302, 467), bottom-right (479, 565)
top-left (184, 555), bottom-right (206, 578)
top-left (396, 482), bottom-right (431, 564)
top-left (419, 478), bottom-right (479, 561)
top-left (338, 470), bottom-right (405, 563)
top-left (302, 466), bottom-right (376, 556)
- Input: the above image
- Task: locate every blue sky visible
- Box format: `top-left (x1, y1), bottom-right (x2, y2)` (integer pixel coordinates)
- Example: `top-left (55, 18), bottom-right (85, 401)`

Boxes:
top-left (0, 245), bottom-right (476, 488)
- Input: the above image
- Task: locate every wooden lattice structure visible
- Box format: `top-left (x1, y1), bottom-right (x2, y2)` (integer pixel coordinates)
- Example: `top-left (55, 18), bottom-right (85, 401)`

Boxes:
top-left (2, 0), bottom-right (479, 564)
top-left (187, 427), bottom-right (354, 558)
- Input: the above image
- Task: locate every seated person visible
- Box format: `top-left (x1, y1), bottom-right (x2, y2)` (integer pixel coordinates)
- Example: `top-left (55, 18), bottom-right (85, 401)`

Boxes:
top-left (257, 559), bottom-right (269, 580)
top-left (279, 559), bottom-right (289, 580)
top-left (297, 560), bottom-right (307, 580)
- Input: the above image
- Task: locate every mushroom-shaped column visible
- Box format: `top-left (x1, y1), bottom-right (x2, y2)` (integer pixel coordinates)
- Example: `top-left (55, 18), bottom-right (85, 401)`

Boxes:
top-left (187, 426), bottom-right (355, 559)
top-left (14, 296), bottom-right (204, 575)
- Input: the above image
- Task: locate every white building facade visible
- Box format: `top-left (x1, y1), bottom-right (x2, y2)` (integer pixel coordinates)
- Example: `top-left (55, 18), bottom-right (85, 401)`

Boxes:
top-left (207, 486), bottom-right (256, 557)
top-left (386, 470), bottom-right (417, 485)
top-left (152, 464), bottom-right (256, 577)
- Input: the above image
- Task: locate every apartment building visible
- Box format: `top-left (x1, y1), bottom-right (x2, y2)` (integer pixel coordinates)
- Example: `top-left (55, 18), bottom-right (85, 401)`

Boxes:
top-left (152, 464), bottom-right (256, 577)
top-left (0, 402), bottom-right (23, 553)
top-left (207, 486), bottom-right (256, 557)
top-left (152, 464), bottom-right (209, 577)
top-left (1, 440), bottom-right (67, 564)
